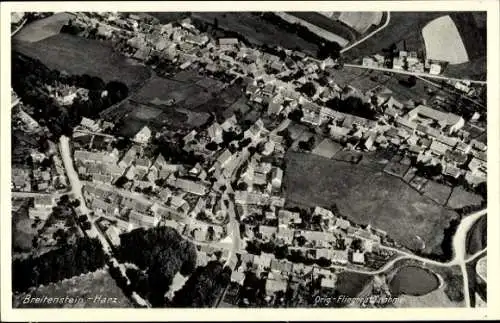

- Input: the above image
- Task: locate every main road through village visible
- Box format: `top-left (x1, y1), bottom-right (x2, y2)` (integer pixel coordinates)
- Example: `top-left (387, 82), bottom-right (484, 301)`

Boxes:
top-left (59, 135), bottom-right (150, 307)
top-left (60, 128), bottom-right (485, 308)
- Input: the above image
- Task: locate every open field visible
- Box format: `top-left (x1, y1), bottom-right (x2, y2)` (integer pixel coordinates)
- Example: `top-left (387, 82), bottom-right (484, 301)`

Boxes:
top-left (343, 12), bottom-right (486, 80)
top-left (12, 199), bottom-right (37, 253)
top-left (465, 215), bottom-right (487, 256)
top-left (132, 74), bottom-right (235, 113)
top-left (335, 271), bottom-right (373, 298)
top-left (13, 33), bottom-right (151, 90)
top-left (13, 269), bottom-right (133, 308)
top-left (421, 180), bottom-right (452, 206)
top-left (446, 186), bottom-right (484, 209)
top-left (13, 12), bottom-right (74, 43)
top-left (113, 101), bottom-right (201, 137)
top-left (191, 12), bottom-right (319, 56)
top-left (422, 15), bottom-right (469, 65)
top-left (276, 12), bottom-right (350, 47)
top-left (283, 152), bottom-right (459, 254)
top-left (288, 12), bottom-right (358, 42)
top-left (148, 12), bottom-right (189, 23)
top-left (338, 12), bottom-right (384, 34)
top-left (390, 287), bottom-right (464, 308)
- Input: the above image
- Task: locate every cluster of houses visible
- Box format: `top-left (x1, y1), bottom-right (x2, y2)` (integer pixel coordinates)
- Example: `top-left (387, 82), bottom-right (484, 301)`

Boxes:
top-left (60, 13), bottom-right (487, 296)
top-left (243, 205), bottom-right (386, 267)
top-left (362, 50), bottom-right (445, 75)
top-left (12, 146), bottom-right (66, 193)
top-left (46, 84), bottom-right (90, 107)
top-left (56, 12), bottom-right (489, 193)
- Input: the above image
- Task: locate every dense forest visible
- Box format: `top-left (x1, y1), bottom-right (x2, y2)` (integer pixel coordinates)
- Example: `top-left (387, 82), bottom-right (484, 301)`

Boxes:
top-left (12, 237), bottom-right (106, 292)
top-left (11, 52), bottom-right (129, 138)
top-left (116, 226), bottom-right (197, 307)
top-left (169, 260), bottom-right (231, 307)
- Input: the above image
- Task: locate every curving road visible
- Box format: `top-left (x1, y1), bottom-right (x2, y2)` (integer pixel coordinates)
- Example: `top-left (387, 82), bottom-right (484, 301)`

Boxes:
top-left (340, 12), bottom-right (391, 54)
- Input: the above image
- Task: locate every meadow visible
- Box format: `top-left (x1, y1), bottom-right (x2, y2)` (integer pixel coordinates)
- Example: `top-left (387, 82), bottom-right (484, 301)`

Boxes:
top-left (283, 152), bottom-right (459, 255)
top-left (13, 33), bottom-right (151, 91)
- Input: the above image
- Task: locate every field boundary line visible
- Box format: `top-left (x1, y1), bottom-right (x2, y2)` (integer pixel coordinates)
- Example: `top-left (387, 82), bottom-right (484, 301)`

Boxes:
top-left (340, 11), bottom-right (391, 54)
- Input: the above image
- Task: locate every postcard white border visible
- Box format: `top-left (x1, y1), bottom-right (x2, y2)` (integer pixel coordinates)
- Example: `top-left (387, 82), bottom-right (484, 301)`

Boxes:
top-left (1, 1), bottom-right (499, 321)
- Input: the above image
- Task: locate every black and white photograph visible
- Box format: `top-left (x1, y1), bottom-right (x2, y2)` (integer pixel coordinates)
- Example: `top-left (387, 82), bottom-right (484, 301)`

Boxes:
top-left (2, 1), bottom-right (499, 321)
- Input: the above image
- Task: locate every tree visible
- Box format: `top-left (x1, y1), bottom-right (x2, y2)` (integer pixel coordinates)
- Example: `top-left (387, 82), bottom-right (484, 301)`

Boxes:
top-left (82, 221), bottom-right (91, 231)
top-left (12, 237), bottom-right (105, 293)
top-left (170, 261), bottom-right (231, 307)
top-left (296, 236), bottom-right (307, 247)
top-left (71, 199), bottom-right (81, 208)
top-left (205, 141), bottom-right (219, 151)
top-left (246, 240), bottom-right (262, 255)
top-left (274, 245), bottom-right (288, 259)
top-left (117, 226), bottom-right (197, 307)
top-left (298, 82), bottom-right (316, 97)
top-left (288, 109), bottom-right (304, 122)
top-left (315, 257), bottom-right (332, 267)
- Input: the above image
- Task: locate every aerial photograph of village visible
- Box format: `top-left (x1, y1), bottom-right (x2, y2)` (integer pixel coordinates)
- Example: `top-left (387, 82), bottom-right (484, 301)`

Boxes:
top-left (10, 10), bottom-right (487, 310)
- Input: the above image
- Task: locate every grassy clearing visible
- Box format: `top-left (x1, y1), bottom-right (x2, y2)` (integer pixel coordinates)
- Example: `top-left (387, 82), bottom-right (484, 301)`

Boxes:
top-left (465, 215), bottom-right (487, 256)
top-left (12, 199), bottom-right (37, 253)
top-left (421, 181), bottom-right (452, 206)
top-left (13, 33), bottom-right (151, 91)
top-left (446, 186), bottom-right (483, 209)
top-left (132, 74), bottom-right (234, 113)
top-left (287, 12), bottom-right (358, 42)
top-left (13, 269), bottom-right (133, 308)
top-left (283, 152), bottom-right (459, 255)
top-left (14, 12), bottom-right (74, 43)
top-left (390, 287), bottom-right (464, 308)
top-left (335, 271), bottom-right (373, 298)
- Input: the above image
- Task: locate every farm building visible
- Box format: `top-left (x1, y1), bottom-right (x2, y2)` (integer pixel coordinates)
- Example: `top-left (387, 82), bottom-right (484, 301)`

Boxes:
top-left (133, 126), bottom-right (152, 144)
top-left (408, 105), bottom-right (464, 134)
top-left (422, 15), bottom-right (469, 64)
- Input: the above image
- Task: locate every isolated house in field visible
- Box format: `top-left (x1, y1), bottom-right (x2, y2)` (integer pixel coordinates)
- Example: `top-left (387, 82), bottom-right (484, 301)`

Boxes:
top-left (133, 126), bottom-right (152, 144)
top-left (34, 195), bottom-right (55, 209)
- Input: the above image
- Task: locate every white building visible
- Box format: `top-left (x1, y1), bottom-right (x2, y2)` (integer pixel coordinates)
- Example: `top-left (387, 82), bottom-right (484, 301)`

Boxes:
top-left (133, 126), bottom-right (152, 144)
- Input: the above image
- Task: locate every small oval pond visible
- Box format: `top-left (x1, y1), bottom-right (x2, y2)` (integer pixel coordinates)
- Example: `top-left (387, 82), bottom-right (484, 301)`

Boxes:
top-left (389, 266), bottom-right (440, 296)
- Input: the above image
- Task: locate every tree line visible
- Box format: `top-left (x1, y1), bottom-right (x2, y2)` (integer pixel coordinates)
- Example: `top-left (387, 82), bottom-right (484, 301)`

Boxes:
top-left (12, 237), bottom-right (106, 292)
top-left (168, 260), bottom-right (232, 307)
top-left (116, 226), bottom-right (197, 307)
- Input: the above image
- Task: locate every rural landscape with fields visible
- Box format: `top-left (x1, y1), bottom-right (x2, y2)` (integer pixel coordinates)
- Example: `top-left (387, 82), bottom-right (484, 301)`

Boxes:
top-left (8, 7), bottom-right (488, 314)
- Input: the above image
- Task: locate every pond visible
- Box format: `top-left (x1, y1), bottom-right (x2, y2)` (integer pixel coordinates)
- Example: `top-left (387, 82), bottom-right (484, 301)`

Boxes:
top-left (389, 266), bottom-right (440, 296)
